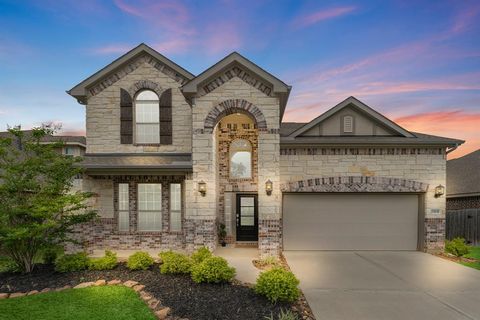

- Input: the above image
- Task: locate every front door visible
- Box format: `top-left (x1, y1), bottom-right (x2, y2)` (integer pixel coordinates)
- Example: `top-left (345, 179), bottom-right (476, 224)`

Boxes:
top-left (236, 194), bottom-right (258, 241)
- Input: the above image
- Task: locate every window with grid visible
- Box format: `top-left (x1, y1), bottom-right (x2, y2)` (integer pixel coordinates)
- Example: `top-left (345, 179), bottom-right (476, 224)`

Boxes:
top-left (170, 183), bottom-right (182, 231)
top-left (118, 183), bottom-right (129, 231)
top-left (135, 90), bottom-right (160, 144)
top-left (137, 183), bottom-right (162, 231)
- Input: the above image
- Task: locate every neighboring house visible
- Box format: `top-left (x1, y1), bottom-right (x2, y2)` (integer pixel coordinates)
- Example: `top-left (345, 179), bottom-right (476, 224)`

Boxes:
top-left (66, 43), bottom-right (463, 256)
top-left (447, 150), bottom-right (480, 210)
top-left (0, 130), bottom-right (86, 156)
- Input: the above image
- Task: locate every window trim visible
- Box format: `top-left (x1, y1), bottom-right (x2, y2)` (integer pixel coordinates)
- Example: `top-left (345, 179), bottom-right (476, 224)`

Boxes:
top-left (137, 183), bottom-right (163, 232)
top-left (134, 89), bottom-right (161, 145)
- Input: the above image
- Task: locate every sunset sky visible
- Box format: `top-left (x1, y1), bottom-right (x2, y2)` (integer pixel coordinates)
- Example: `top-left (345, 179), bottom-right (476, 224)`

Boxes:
top-left (0, 0), bottom-right (478, 158)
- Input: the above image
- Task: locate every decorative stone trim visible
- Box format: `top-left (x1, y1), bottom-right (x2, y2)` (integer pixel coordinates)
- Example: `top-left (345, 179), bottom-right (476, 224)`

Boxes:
top-left (281, 176), bottom-right (428, 193)
top-left (198, 65), bottom-right (273, 97)
top-left (204, 99), bottom-right (267, 132)
top-left (0, 279), bottom-right (178, 320)
top-left (87, 54), bottom-right (189, 97)
top-left (127, 80), bottom-right (164, 98)
top-left (280, 147), bottom-right (445, 156)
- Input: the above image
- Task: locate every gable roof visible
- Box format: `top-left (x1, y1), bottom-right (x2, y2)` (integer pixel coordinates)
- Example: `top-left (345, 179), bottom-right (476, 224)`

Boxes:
top-left (288, 96), bottom-right (415, 138)
top-left (67, 43), bottom-right (194, 104)
top-left (181, 52), bottom-right (291, 120)
top-left (447, 149), bottom-right (480, 197)
top-left (0, 130), bottom-right (86, 148)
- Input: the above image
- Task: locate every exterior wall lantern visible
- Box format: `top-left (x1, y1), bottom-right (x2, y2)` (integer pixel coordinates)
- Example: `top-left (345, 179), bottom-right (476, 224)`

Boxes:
top-left (265, 179), bottom-right (273, 196)
top-left (434, 184), bottom-right (445, 198)
top-left (198, 180), bottom-right (207, 196)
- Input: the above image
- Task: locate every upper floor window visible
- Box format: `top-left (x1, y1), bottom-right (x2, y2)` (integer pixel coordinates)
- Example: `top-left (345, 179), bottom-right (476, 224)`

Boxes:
top-left (230, 139), bottom-right (252, 179)
top-left (135, 90), bottom-right (160, 144)
top-left (64, 146), bottom-right (75, 156)
top-left (343, 115), bottom-right (354, 133)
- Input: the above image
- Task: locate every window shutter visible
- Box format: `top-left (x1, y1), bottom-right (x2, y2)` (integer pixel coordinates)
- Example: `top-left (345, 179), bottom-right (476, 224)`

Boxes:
top-left (120, 89), bottom-right (133, 144)
top-left (159, 89), bottom-right (172, 145)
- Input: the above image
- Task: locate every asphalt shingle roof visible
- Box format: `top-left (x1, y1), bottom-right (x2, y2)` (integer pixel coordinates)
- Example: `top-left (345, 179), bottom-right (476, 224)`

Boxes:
top-left (447, 149), bottom-right (480, 197)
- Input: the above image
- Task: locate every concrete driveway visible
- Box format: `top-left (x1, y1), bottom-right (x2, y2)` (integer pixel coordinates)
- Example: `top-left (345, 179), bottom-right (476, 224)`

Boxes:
top-left (284, 251), bottom-right (480, 320)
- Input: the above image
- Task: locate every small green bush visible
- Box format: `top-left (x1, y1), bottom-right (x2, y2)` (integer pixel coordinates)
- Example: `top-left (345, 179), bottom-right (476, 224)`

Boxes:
top-left (255, 267), bottom-right (300, 303)
top-left (445, 237), bottom-right (471, 257)
top-left (89, 250), bottom-right (118, 270)
top-left (159, 251), bottom-right (192, 274)
top-left (0, 256), bottom-right (20, 273)
top-left (127, 251), bottom-right (155, 270)
top-left (55, 252), bottom-right (89, 272)
top-left (264, 309), bottom-right (299, 320)
top-left (42, 246), bottom-right (63, 265)
top-left (191, 256), bottom-right (236, 283)
top-left (191, 246), bottom-right (213, 264)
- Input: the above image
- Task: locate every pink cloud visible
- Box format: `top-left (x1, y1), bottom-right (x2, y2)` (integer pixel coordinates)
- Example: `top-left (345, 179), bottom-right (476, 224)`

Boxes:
top-left (292, 6), bottom-right (356, 29)
top-left (449, 3), bottom-right (480, 35)
top-left (152, 38), bottom-right (191, 55)
top-left (394, 111), bottom-right (480, 158)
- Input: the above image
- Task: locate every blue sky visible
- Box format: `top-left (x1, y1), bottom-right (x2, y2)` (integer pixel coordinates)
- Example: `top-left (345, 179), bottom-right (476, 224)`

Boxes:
top-left (0, 0), bottom-right (479, 157)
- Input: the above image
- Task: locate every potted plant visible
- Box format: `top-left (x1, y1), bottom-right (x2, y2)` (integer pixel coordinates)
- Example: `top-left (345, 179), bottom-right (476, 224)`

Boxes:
top-left (218, 223), bottom-right (227, 247)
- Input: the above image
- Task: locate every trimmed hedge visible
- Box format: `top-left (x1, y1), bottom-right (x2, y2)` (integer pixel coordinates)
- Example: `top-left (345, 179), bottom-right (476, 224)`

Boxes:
top-left (254, 267), bottom-right (300, 303)
top-left (127, 251), bottom-right (155, 271)
top-left (89, 250), bottom-right (118, 270)
top-left (191, 256), bottom-right (236, 283)
top-left (445, 237), bottom-right (471, 257)
top-left (191, 247), bottom-right (213, 265)
top-left (159, 251), bottom-right (192, 274)
top-left (55, 252), bottom-right (89, 273)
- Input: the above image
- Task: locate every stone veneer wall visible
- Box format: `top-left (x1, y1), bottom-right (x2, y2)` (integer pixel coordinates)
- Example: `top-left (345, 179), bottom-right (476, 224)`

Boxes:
top-left (190, 76), bottom-right (281, 257)
top-left (85, 58), bottom-right (192, 153)
top-left (447, 196), bottom-right (480, 210)
top-left (68, 175), bottom-right (215, 253)
top-left (280, 147), bottom-right (448, 250)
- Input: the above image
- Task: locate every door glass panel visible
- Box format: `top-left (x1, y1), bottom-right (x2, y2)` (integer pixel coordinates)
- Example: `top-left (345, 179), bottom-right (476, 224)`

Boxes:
top-left (241, 197), bottom-right (254, 206)
top-left (241, 206), bottom-right (254, 215)
top-left (241, 216), bottom-right (255, 226)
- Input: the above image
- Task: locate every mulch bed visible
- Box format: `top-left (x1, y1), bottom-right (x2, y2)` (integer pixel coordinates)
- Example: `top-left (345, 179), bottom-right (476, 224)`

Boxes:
top-left (434, 252), bottom-right (477, 264)
top-left (0, 263), bottom-right (300, 320)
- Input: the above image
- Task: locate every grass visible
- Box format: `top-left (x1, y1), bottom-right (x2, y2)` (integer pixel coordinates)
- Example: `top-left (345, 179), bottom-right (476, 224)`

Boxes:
top-left (464, 247), bottom-right (480, 260)
top-left (0, 286), bottom-right (156, 320)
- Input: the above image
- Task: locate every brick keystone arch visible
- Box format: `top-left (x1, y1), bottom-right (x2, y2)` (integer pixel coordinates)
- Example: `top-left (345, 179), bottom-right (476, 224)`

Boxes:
top-left (204, 99), bottom-right (267, 133)
top-left (128, 80), bottom-right (164, 98)
top-left (281, 176), bottom-right (429, 193)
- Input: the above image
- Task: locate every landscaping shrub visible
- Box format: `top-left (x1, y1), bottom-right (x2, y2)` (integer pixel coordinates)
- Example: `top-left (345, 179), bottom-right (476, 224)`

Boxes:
top-left (89, 250), bottom-right (118, 270)
top-left (191, 256), bottom-right (236, 283)
top-left (191, 246), bottom-right (212, 264)
top-left (55, 252), bottom-right (89, 272)
top-left (127, 251), bottom-right (155, 270)
top-left (41, 246), bottom-right (64, 265)
top-left (159, 251), bottom-right (192, 274)
top-left (254, 267), bottom-right (300, 303)
top-left (445, 237), bottom-right (471, 257)
top-left (0, 256), bottom-right (20, 273)
top-left (265, 309), bottom-right (299, 320)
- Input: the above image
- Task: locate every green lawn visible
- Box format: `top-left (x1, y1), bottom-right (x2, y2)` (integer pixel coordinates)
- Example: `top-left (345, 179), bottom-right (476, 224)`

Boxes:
top-left (0, 286), bottom-right (156, 320)
top-left (460, 247), bottom-right (480, 270)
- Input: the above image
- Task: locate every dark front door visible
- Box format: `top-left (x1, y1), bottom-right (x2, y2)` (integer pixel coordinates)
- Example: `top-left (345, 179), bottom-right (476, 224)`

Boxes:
top-left (236, 194), bottom-right (258, 241)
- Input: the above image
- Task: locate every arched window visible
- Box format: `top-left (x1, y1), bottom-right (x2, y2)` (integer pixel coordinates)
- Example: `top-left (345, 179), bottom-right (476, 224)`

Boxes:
top-left (230, 139), bottom-right (252, 179)
top-left (135, 90), bottom-right (160, 143)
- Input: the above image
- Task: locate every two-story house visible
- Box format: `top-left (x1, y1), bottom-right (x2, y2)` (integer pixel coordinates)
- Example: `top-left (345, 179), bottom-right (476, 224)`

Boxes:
top-left (67, 44), bottom-right (463, 257)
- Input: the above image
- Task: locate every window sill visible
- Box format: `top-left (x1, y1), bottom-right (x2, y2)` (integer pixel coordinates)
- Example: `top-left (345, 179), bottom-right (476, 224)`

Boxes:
top-left (133, 143), bottom-right (162, 146)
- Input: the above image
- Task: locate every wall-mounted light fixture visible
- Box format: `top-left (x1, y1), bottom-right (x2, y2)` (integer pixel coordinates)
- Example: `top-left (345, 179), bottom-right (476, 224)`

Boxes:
top-left (434, 184), bottom-right (445, 198)
top-left (265, 179), bottom-right (273, 196)
top-left (198, 180), bottom-right (207, 196)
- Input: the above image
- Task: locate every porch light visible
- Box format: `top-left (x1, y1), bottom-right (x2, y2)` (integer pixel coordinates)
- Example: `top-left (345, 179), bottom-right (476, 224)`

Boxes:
top-left (434, 184), bottom-right (445, 198)
top-left (198, 180), bottom-right (207, 196)
top-left (265, 179), bottom-right (273, 196)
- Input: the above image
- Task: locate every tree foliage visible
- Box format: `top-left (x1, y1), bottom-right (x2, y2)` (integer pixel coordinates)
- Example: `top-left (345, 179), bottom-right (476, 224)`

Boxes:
top-left (0, 125), bottom-right (97, 272)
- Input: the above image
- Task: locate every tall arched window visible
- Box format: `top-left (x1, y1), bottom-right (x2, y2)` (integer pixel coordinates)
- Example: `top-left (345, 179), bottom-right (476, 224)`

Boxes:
top-left (135, 90), bottom-right (160, 143)
top-left (230, 139), bottom-right (252, 179)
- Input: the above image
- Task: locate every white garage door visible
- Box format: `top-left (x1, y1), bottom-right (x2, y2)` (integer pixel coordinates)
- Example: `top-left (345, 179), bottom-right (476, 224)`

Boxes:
top-left (283, 193), bottom-right (419, 250)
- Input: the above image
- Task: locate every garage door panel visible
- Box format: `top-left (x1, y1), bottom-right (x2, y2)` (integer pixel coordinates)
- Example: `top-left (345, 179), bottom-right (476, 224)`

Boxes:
top-left (283, 194), bottom-right (418, 250)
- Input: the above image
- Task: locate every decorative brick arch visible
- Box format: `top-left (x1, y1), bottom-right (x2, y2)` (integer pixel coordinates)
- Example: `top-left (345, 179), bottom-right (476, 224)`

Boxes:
top-left (128, 80), bottom-right (163, 98)
top-left (204, 99), bottom-right (267, 133)
top-left (281, 176), bottom-right (429, 193)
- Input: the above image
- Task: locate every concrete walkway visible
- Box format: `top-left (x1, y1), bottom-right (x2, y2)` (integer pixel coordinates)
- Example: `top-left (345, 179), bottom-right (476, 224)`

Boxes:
top-left (285, 251), bottom-right (480, 320)
top-left (215, 247), bottom-right (260, 284)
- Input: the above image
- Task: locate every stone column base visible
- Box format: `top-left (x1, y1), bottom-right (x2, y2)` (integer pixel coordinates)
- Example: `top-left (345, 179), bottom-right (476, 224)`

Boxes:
top-left (424, 217), bottom-right (445, 251)
top-left (258, 219), bottom-right (282, 258)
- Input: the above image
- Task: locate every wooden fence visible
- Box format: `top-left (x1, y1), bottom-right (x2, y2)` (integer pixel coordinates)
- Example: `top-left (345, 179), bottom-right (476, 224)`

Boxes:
top-left (446, 209), bottom-right (480, 246)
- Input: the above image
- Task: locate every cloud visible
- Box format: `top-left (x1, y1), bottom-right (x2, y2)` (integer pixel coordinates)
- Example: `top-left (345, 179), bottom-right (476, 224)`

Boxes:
top-left (394, 110), bottom-right (480, 158)
top-left (292, 6), bottom-right (356, 29)
top-left (90, 44), bottom-right (134, 55)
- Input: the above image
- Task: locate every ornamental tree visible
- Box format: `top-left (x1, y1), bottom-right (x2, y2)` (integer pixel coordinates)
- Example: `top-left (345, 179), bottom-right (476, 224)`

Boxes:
top-left (0, 125), bottom-right (97, 272)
